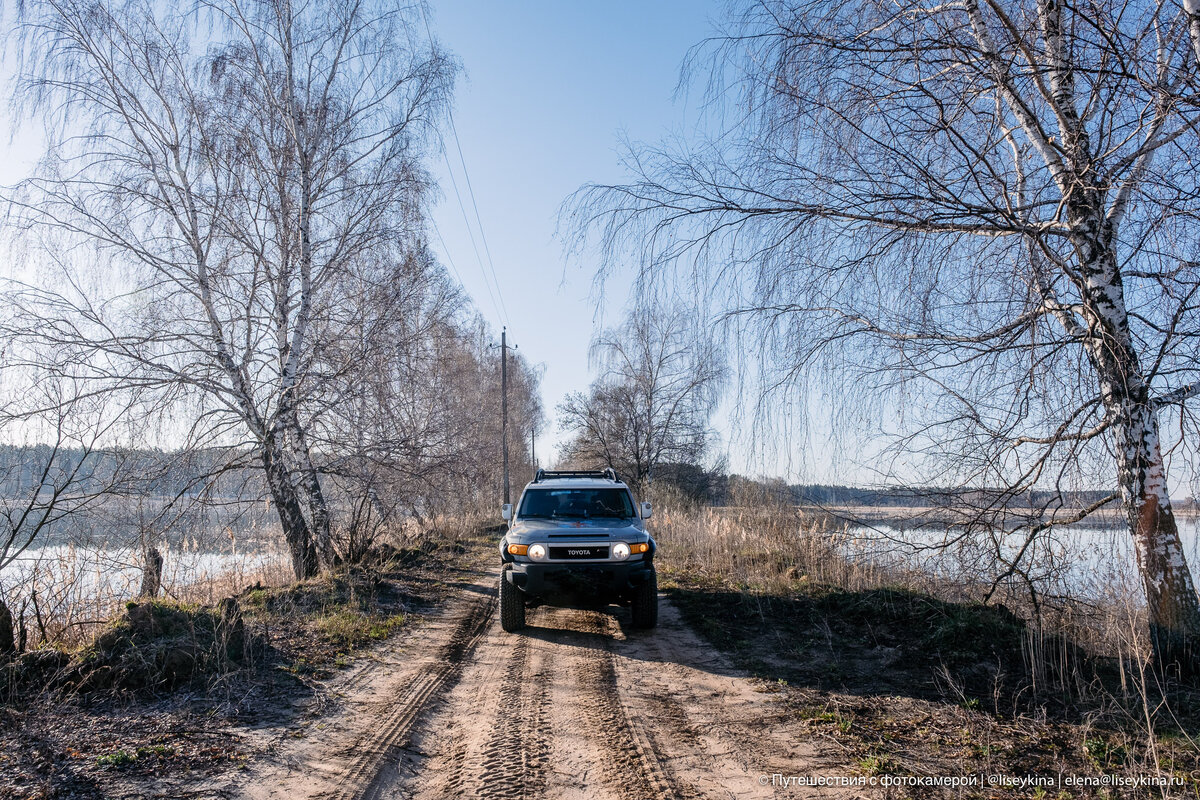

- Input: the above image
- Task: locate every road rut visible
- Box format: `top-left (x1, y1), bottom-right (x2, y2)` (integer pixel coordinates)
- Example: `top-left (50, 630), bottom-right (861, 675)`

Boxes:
top-left (228, 566), bottom-right (861, 800)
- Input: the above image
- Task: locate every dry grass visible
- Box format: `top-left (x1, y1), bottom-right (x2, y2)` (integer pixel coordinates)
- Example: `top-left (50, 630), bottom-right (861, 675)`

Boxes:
top-left (654, 500), bottom-right (1160, 673)
top-left (656, 504), bottom-right (889, 590)
top-left (652, 499), bottom-right (1200, 798)
top-left (1, 543), bottom-right (292, 651)
top-left (0, 510), bottom-right (494, 692)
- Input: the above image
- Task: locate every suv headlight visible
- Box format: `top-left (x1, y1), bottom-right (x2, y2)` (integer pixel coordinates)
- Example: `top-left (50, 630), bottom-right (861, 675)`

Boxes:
top-left (528, 543), bottom-right (547, 561)
top-left (612, 542), bottom-right (630, 561)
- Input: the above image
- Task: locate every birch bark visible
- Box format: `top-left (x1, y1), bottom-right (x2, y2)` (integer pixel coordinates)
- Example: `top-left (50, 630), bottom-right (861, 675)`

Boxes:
top-left (262, 429), bottom-right (319, 580)
top-left (1076, 237), bottom-right (1200, 669)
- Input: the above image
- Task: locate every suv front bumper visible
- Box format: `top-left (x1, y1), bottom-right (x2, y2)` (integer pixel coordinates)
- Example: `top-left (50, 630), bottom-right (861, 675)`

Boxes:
top-left (507, 559), bottom-right (654, 600)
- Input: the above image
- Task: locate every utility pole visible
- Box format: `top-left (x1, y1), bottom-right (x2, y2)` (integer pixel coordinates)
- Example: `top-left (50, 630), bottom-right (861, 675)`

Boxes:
top-left (531, 426), bottom-right (536, 470)
top-left (501, 327), bottom-right (509, 505)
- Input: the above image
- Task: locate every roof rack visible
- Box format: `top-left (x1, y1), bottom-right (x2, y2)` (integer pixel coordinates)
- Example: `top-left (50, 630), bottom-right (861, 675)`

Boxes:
top-left (533, 468), bottom-right (620, 483)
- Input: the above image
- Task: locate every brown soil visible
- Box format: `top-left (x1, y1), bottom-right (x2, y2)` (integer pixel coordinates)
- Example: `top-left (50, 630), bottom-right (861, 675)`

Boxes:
top-left (213, 564), bottom-right (860, 800)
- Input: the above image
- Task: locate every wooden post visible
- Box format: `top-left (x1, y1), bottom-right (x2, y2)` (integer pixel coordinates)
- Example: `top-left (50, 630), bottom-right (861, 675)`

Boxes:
top-left (501, 327), bottom-right (509, 505)
top-left (140, 546), bottom-right (164, 598)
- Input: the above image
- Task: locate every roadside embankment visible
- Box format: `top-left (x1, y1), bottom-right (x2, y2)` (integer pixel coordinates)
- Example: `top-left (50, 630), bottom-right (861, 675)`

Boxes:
top-left (655, 502), bottom-right (1200, 798)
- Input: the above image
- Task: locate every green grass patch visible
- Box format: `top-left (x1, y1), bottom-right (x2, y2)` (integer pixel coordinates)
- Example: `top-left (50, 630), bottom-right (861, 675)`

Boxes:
top-left (96, 749), bottom-right (138, 768)
top-left (314, 610), bottom-right (407, 649)
top-left (1084, 735), bottom-right (1128, 769)
top-left (235, 564), bottom-right (426, 676)
top-left (856, 753), bottom-right (897, 776)
top-left (136, 744), bottom-right (176, 759)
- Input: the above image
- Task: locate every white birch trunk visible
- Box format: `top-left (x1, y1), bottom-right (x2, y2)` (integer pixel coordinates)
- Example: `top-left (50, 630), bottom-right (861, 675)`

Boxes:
top-left (262, 430), bottom-right (319, 580)
top-left (1079, 236), bottom-right (1200, 671)
top-left (283, 397), bottom-right (335, 568)
top-left (1114, 399), bottom-right (1200, 670)
top-left (1184, 0), bottom-right (1200, 68)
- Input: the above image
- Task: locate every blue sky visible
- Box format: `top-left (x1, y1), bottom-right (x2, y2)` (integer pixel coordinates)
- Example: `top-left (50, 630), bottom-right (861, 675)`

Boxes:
top-left (0, 0), bottom-right (853, 482)
top-left (424, 0), bottom-right (722, 464)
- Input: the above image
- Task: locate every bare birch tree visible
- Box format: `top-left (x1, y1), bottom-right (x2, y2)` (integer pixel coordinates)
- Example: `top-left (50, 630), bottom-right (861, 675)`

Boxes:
top-left (558, 305), bottom-right (723, 494)
top-left (571, 0), bottom-right (1200, 670)
top-left (316, 246), bottom-right (469, 556)
top-left (9, 0), bottom-right (453, 578)
top-left (322, 299), bottom-right (544, 557)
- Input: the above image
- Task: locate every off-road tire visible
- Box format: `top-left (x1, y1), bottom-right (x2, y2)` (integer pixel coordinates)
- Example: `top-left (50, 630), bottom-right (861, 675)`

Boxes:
top-left (500, 564), bottom-right (526, 632)
top-left (630, 570), bottom-right (658, 629)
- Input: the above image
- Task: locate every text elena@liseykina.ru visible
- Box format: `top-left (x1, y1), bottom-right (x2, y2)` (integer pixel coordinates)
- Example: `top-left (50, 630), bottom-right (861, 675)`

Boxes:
top-left (757, 773), bottom-right (1191, 789)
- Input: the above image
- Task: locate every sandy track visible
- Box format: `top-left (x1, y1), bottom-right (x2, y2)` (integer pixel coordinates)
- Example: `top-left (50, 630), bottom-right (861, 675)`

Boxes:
top-left (225, 566), bottom-right (863, 800)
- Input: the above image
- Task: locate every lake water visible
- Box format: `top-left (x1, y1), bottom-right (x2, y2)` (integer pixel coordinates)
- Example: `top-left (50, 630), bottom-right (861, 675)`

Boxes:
top-left (838, 517), bottom-right (1200, 602)
top-left (0, 543), bottom-right (289, 619)
top-left (5, 515), bottom-right (1199, 611)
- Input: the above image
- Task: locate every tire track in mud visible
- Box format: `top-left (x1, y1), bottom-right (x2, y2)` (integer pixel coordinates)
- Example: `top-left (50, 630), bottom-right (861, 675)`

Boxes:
top-left (638, 689), bottom-right (703, 753)
top-left (624, 611), bottom-right (808, 786)
top-left (469, 633), bottom-right (550, 799)
top-left (572, 612), bottom-right (694, 800)
top-left (635, 683), bottom-right (767, 793)
top-left (324, 589), bottom-right (496, 800)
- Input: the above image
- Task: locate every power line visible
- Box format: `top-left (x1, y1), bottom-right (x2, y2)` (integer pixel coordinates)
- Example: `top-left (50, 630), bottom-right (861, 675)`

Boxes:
top-left (449, 121), bottom-right (509, 324)
top-left (429, 217), bottom-right (467, 292)
top-left (440, 142), bottom-right (505, 324)
top-left (419, 7), bottom-right (511, 330)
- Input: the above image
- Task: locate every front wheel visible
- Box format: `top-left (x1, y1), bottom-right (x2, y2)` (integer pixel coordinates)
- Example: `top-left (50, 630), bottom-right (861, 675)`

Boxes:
top-left (630, 571), bottom-right (658, 629)
top-left (500, 564), bottom-right (526, 632)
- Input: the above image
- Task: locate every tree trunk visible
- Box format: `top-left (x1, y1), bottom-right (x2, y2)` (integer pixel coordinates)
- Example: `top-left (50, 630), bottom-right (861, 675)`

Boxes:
top-left (1068, 202), bottom-right (1200, 674)
top-left (282, 404), bottom-right (334, 569)
top-left (139, 546), bottom-right (164, 598)
top-left (1117, 403), bottom-right (1200, 675)
top-left (261, 435), bottom-right (319, 580)
top-left (298, 455), bottom-right (333, 568)
top-left (0, 599), bottom-right (14, 660)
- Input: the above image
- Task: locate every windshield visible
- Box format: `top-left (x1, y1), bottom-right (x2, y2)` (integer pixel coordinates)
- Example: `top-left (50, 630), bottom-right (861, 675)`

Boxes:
top-left (518, 488), bottom-right (635, 519)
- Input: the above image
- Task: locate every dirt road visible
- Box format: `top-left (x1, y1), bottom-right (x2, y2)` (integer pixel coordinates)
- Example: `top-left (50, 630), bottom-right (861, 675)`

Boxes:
top-left (227, 566), bottom-right (861, 800)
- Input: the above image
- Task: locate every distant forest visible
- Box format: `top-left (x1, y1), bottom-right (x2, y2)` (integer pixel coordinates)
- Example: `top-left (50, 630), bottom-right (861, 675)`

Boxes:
top-left (0, 446), bottom-right (1169, 514)
top-left (787, 484), bottom-right (1127, 509)
top-left (0, 444), bottom-right (265, 501)
top-left (637, 463), bottom-right (1138, 510)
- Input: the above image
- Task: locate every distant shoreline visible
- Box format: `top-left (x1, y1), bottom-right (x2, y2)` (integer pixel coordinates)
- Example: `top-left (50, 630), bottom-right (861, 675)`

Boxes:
top-left (809, 504), bottom-right (1200, 530)
top-left (704, 503), bottom-right (1200, 530)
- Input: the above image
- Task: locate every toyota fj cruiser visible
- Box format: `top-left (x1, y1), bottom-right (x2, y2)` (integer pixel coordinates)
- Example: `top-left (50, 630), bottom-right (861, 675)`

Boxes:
top-left (498, 468), bottom-right (657, 632)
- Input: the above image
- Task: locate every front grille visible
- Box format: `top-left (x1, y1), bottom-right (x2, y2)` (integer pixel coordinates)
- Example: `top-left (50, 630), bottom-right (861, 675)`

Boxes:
top-left (549, 546), bottom-right (609, 560)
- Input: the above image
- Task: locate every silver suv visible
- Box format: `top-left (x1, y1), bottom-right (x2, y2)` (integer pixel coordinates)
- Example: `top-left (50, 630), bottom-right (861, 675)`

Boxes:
top-left (498, 469), bottom-right (657, 632)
